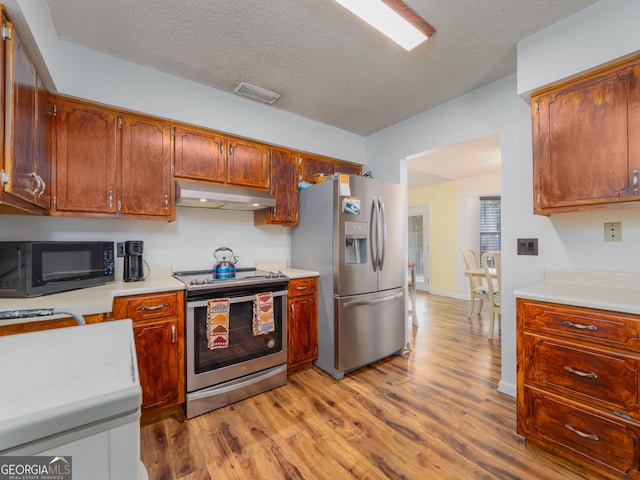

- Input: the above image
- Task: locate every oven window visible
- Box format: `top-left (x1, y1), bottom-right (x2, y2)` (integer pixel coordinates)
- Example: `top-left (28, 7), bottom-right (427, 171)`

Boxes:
top-left (193, 296), bottom-right (283, 372)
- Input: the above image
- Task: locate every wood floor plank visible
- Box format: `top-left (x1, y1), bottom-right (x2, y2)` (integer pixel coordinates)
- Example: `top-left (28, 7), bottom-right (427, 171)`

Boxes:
top-left (141, 293), bottom-right (610, 480)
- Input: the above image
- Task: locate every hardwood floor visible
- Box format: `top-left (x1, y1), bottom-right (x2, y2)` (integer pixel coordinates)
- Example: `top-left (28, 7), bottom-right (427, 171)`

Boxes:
top-left (140, 293), bottom-right (608, 480)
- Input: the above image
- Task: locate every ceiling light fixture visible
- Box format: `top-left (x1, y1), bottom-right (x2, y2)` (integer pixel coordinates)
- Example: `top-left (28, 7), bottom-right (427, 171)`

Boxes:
top-left (234, 82), bottom-right (281, 104)
top-left (335, 0), bottom-right (435, 51)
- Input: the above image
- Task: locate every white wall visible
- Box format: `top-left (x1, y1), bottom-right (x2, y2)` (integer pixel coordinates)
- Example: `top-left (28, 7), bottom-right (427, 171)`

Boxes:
top-left (456, 172), bottom-right (501, 296)
top-left (365, 0), bottom-right (640, 397)
top-left (3, 0), bottom-right (368, 272)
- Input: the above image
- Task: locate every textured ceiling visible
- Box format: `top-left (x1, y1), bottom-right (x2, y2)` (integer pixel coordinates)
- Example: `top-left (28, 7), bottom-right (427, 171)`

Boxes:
top-left (45, 0), bottom-right (599, 137)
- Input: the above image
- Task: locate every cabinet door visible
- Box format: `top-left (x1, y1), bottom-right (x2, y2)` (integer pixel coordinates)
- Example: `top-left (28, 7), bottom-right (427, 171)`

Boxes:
top-left (265, 148), bottom-right (297, 225)
top-left (299, 154), bottom-right (333, 183)
top-left (34, 77), bottom-right (51, 208)
top-left (227, 138), bottom-right (270, 189)
top-left (288, 295), bottom-right (318, 368)
top-left (133, 318), bottom-right (180, 410)
top-left (173, 127), bottom-right (226, 182)
top-left (533, 58), bottom-right (640, 213)
top-left (333, 160), bottom-right (362, 176)
top-left (120, 115), bottom-right (172, 217)
top-left (54, 100), bottom-right (118, 213)
top-left (4, 22), bottom-right (38, 205)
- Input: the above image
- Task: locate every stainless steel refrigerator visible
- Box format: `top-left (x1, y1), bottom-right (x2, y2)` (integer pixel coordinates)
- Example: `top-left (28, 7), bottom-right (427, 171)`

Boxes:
top-left (291, 175), bottom-right (406, 380)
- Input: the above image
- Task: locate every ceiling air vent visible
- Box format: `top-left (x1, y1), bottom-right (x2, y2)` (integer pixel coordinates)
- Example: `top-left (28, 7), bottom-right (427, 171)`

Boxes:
top-left (234, 82), bottom-right (281, 104)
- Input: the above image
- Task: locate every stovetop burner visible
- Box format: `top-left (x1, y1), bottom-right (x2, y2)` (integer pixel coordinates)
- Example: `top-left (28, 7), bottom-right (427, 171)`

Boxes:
top-left (173, 268), bottom-right (288, 292)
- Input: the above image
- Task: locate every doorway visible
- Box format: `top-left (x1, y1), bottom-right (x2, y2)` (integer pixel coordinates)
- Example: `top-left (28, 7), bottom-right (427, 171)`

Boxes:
top-left (408, 205), bottom-right (429, 292)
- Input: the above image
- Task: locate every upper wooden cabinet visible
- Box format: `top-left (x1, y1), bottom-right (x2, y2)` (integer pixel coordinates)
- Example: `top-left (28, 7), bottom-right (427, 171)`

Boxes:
top-left (0, 16), bottom-right (51, 214)
top-left (227, 137), bottom-right (270, 189)
top-left (53, 99), bottom-right (118, 214)
top-left (120, 115), bottom-right (172, 217)
top-left (173, 126), bottom-right (226, 183)
top-left (333, 160), bottom-right (362, 176)
top-left (298, 153), bottom-right (362, 183)
top-left (254, 148), bottom-right (298, 226)
top-left (173, 126), bottom-right (270, 190)
top-left (532, 53), bottom-right (640, 214)
top-left (52, 97), bottom-right (173, 220)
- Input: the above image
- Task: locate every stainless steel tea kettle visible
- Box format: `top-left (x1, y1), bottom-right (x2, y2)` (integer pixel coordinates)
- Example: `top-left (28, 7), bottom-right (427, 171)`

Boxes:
top-left (213, 247), bottom-right (238, 277)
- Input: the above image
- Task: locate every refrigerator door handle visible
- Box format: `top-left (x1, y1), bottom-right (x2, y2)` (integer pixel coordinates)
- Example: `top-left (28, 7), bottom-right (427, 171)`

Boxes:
top-left (370, 197), bottom-right (378, 271)
top-left (378, 197), bottom-right (387, 271)
top-left (341, 291), bottom-right (404, 308)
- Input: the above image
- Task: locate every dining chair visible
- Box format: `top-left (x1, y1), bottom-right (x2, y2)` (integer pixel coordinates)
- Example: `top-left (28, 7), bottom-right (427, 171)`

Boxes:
top-left (481, 251), bottom-right (501, 340)
top-left (462, 248), bottom-right (489, 318)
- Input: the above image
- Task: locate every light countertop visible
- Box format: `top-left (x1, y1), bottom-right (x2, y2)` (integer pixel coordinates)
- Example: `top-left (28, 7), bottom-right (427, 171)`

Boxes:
top-left (0, 263), bottom-right (319, 323)
top-left (513, 268), bottom-right (640, 315)
top-left (255, 259), bottom-right (318, 279)
top-left (0, 265), bottom-right (184, 320)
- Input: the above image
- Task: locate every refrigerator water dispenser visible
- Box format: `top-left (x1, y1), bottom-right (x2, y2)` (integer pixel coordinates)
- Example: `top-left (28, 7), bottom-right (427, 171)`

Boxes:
top-left (345, 221), bottom-right (368, 264)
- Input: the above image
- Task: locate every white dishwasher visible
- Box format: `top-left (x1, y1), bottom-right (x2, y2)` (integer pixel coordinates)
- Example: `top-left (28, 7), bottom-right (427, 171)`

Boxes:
top-left (0, 319), bottom-right (147, 480)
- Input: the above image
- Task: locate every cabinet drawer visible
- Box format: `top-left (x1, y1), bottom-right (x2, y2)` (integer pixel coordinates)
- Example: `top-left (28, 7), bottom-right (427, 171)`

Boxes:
top-left (519, 300), bottom-right (640, 351)
top-left (523, 387), bottom-right (640, 477)
top-left (114, 292), bottom-right (178, 321)
top-left (524, 334), bottom-right (640, 418)
top-left (288, 277), bottom-right (317, 298)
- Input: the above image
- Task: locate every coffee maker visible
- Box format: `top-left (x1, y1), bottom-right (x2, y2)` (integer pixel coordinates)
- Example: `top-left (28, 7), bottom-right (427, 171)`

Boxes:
top-left (123, 240), bottom-right (145, 282)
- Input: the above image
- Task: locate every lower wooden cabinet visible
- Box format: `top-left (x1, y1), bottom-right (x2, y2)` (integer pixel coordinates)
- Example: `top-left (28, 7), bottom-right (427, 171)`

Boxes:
top-left (287, 276), bottom-right (318, 373)
top-left (517, 298), bottom-right (640, 479)
top-left (112, 290), bottom-right (185, 421)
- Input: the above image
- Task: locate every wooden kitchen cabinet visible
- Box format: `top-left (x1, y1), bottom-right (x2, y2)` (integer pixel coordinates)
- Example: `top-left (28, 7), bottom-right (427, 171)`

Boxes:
top-left (532, 53), bottom-right (640, 214)
top-left (333, 159), bottom-right (362, 176)
top-left (53, 98), bottom-right (118, 214)
top-left (517, 298), bottom-right (640, 479)
top-left (119, 114), bottom-right (173, 217)
top-left (227, 137), bottom-right (270, 189)
top-left (173, 125), bottom-right (270, 190)
top-left (0, 313), bottom-right (104, 336)
top-left (53, 98), bottom-right (173, 220)
top-left (298, 153), bottom-right (362, 183)
top-left (287, 276), bottom-right (318, 373)
top-left (173, 126), bottom-right (226, 183)
top-left (112, 290), bottom-right (185, 422)
top-left (0, 15), bottom-right (51, 215)
top-left (298, 154), bottom-right (334, 183)
top-left (254, 147), bottom-right (298, 226)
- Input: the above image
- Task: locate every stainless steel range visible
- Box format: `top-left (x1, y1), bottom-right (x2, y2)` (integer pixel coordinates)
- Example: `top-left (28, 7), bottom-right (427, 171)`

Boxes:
top-left (173, 268), bottom-right (289, 419)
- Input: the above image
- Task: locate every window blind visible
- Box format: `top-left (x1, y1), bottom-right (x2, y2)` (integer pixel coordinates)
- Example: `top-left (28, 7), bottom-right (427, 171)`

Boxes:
top-left (480, 196), bottom-right (501, 265)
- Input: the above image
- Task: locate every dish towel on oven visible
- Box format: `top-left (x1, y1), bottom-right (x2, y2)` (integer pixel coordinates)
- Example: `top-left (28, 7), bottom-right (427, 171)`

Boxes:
top-left (207, 298), bottom-right (229, 349)
top-left (253, 292), bottom-right (274, 336)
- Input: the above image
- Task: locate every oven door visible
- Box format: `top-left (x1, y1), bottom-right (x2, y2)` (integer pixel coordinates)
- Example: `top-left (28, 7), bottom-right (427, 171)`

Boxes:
top-left (186, 289), bottom-right (287, 392)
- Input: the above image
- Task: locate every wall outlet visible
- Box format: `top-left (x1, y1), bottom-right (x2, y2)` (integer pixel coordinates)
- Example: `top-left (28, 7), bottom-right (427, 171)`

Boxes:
top-left (604, 222), bottom-right (622, 242)
top-left (517, 238), bottom-right (538, 255)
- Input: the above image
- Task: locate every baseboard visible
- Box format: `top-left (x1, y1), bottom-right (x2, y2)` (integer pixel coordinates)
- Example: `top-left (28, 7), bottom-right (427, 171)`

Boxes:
top-left (498, 380), bottom-right (516, 398)
top-left (422, 290), bottom-right (468, 301)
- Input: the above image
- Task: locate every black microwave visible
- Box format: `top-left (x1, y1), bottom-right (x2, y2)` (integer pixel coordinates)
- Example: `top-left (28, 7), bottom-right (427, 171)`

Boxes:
top-left (0, 241), bottom-right (115, 297)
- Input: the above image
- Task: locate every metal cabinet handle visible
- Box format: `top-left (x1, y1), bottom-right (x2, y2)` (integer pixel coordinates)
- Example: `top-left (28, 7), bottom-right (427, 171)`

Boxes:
top-left (37, 175), bottom-right (46, 197)
top-left (564, 366), bottom-right (598, 379)
top-left (139, 304), bottom-right (166, 311)
top-left (562, 320), bottom-right (597, 331)
top-left (108, 190), bottom-right (113, 208)
top-left (28, 173), bottom-right (40, 195)
top-left (164, 194), bottom-right (169, 211)
top-left (171, 324), bottom-right (176, 344)
top-left (295, 286), bottom-right (309, 291)
top-left (219, 141), bottom-right (223, 155)
top-left (564, 424), bottom-right (599, 441)
top-left (634, 169), bottom-right (638, 194)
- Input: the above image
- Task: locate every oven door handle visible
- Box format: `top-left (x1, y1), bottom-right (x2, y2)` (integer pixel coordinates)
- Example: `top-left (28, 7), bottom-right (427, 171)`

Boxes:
top-left (187, 290), bottom-right (287, 308)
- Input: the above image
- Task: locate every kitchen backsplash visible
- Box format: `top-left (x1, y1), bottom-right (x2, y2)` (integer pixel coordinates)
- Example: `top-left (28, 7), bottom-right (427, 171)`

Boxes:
top-left (0, 208), bottom-right (290, 272)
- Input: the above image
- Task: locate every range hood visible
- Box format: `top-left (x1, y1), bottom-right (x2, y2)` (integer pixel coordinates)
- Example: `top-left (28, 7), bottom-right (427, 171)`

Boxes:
top-left (176, 180), bottom-right (276, 211)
